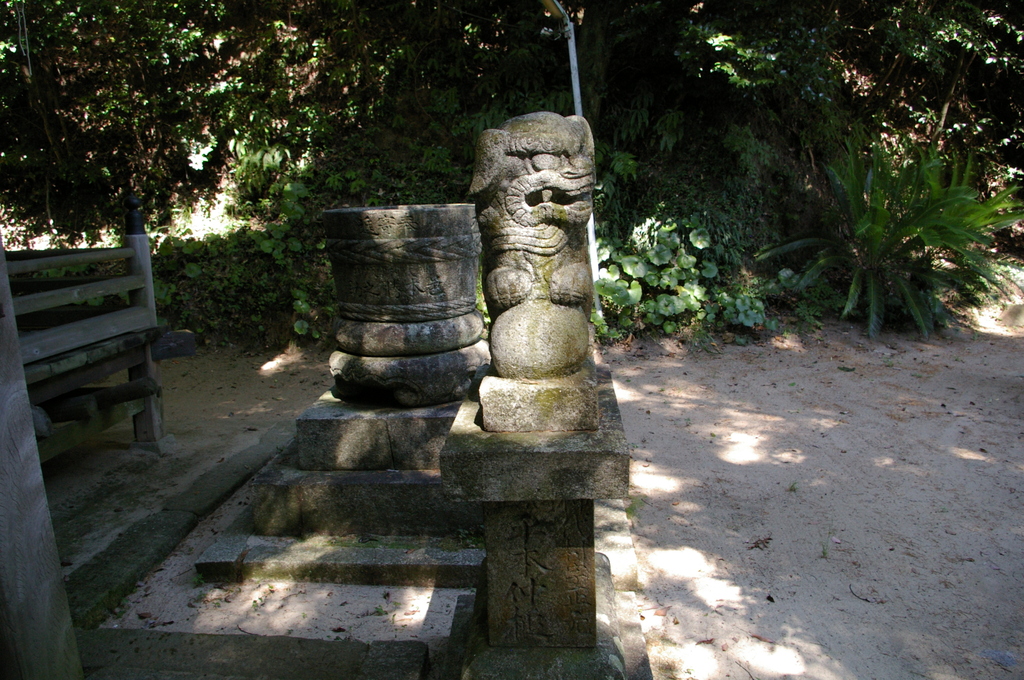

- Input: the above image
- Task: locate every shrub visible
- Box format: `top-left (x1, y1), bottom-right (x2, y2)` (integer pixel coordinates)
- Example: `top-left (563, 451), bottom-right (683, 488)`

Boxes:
top-left (758, 137), bottom-right (1023, 337)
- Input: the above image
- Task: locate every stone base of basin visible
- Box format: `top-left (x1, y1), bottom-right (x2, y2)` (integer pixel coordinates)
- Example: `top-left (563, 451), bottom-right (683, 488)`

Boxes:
top-left (329, 340), bottom-right (488, 407)
top-left (296, 391), bottom-right (459, 471)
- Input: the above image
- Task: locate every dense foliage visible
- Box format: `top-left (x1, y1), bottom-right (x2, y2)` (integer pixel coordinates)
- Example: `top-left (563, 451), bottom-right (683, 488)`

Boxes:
top-left (2, 1), bottom-right (1022, 343)
top-left (759, 138), bottom-right (1024, 337)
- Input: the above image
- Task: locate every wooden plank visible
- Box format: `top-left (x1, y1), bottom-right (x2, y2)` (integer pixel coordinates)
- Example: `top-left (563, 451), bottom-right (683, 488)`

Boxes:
top-left (36, 399), bottom-right (144, 463)
top-left (22, 328), bottom-right (159, 384)
top-left (5, 247), bottom-right (134, 275)
top-left (0, 239), bottom-right (84, 679)
top-left (18, 306), bottom-right (154, 365)
top-left (10, 276), bottom-right (115, 293)
top-left (12, 274), bottom-right (146, 316)
top-left (16, 305), bottom-right (126, 330)
top-left (5, 248), bottom-right (111, 261)
top-left (27, 346), bottom-right (145, 404)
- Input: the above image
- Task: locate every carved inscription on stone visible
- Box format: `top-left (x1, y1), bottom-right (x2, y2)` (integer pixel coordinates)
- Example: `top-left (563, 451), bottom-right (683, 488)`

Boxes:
top-left (484, 499), bottom-right (596, 647)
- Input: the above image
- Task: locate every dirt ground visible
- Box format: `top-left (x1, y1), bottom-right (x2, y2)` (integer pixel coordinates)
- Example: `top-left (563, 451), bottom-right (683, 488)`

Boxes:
top-left (44, 310), bottom-right (1024, 679)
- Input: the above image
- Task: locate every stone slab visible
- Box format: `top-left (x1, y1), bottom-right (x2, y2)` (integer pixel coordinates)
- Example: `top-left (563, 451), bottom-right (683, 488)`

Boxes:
top-left (595, 498), bottom-right (639, 592)
top-left (251, 455), bottom-right (483, 537)
top-left (478, 359), bottom-right (598, 432)
top-left (296, 392), bottom-right (459, 470)
top-left (67, 511), bottom-right (198, 629)
top-left (485, 500), bottom-right (596, 647)
top-left (196, 508), bottom-right (483, 587)
top-left (77, 628), bottom-right (428, 680)
top-left (193, 509), bottom-right (254, 583)
top-left (450, 554), bottom-right (642, 680)
top-left (441, 365), bottom-right (629, 502)
top-left (164, 422), bottom-right (294, 516)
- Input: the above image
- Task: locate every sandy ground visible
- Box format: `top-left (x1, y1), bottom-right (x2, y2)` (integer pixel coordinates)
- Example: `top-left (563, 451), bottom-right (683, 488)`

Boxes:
top-left (43, 312), bottom-right (1024, 679)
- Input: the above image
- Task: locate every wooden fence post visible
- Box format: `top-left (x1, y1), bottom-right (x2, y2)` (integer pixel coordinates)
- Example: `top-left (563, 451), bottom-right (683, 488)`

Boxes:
top-left (0, 236), bottom-right (84, 680)
top-left (124, 194), bottom-right (165, 443)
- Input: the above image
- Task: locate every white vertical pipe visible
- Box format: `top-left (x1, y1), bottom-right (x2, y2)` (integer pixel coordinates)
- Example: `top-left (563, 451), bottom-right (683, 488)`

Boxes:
top-left (562, 17), bottom-right (602, 316)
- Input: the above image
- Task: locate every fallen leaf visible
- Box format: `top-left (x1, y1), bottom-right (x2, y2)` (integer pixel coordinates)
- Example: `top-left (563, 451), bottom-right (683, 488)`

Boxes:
top-left (721, 643), bottom-right (729, 651)
top-left (672, 617), bottom-right (679, 625)
top-left (672, 501), bottom-right (680, 506)
top-left (332, 627), bottom-right (346, 633)
top-left (137, 612), bottom-right (152, 619)
top-left (831, 536), bottom-right (842, 544)
top-left (751, 634), bottom-right (776, 644)
top-left (654, 607), bottom-right (670, 616)
top-left (697, 638), bottom-right (715, 645)
top-left (838, 366), bottom-right (855, 372)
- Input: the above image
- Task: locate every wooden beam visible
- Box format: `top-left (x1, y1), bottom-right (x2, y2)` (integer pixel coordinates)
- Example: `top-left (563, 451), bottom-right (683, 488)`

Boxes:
top-left (45, 392), bottom-right (99, 423)
top-left (18, 306), bottom-right (154, 365)
top-left (5, 248), bottom-right (134, 275)
top-left (22, 328), bottom-right (159, 385)
top-left (27, 346), bottom-right (146, 404)
top-left (0, 239), bottom-right (84, 679)
top-left (36, 399), bottom-right (144, 463)
top-left (12, 274), bottom-right (146, 316)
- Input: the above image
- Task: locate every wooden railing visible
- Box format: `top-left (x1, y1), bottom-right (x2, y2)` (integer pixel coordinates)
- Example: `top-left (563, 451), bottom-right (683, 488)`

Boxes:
top-left (4, 195), bottom-right (191, 460)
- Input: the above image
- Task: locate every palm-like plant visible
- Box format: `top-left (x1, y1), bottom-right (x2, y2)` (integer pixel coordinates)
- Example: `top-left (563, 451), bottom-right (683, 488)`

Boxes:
top-left (759, 138), bottom-right (1023, 337)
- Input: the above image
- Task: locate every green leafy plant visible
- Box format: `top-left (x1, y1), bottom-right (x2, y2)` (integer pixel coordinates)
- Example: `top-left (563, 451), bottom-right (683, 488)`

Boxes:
top-left (759, 137), bottom-right (1023, 338)
top-left (595, 217), bottom-right (767, 337)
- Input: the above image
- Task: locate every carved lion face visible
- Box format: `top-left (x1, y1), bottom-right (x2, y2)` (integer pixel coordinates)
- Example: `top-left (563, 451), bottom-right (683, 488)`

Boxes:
top-left (470, 112), bottom-right (595, 235)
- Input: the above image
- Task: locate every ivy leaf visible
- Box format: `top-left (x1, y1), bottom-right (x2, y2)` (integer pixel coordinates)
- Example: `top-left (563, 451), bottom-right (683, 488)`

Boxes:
top-left (701, 261), bottom-right (719, 278)
top-left (293, 319), bottom-right (310, 335)
top-left (676, 252), bottom-right (697, 269)
top-left (185, 263), bottom-right (203, 278)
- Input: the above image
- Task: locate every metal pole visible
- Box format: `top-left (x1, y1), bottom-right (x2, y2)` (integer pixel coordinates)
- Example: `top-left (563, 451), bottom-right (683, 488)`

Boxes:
top-left (544, 2), bottom-right (602, 315)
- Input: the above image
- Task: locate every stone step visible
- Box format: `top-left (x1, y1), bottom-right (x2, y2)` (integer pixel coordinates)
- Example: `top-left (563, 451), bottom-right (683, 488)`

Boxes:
top-left (196, 508), bottom-right (484, 588)
top-left (251, 456), bottom-right (483, 537)
top-left (78, 629), bottom-right (427, 680)
top-left (198, 500), bottom-right (638, 592)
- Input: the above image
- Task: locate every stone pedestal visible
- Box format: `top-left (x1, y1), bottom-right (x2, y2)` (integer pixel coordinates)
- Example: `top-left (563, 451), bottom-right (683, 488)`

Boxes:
top-left (484, 500), bottom-right (596, 647)
top-left (296, 391), bottom-right (462, 471)
top-left (442, 366), bottom-right (629, 505)
top-left (446, 554), bottom-right (645, 680)
top-left (441, 365), bottom-right (629, 659)
top-left (478, 359), bottom-right (598, 433)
